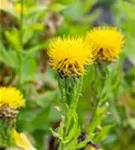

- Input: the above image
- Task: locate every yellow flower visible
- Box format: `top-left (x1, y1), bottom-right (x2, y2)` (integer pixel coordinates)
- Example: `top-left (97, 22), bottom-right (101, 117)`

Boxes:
top-left (12, 129), bottom-right (37, 150)
top-left (48, 37), bottom-right (93, 77)
top-left (15, 3), bottom-right (27, 14)
top-left (0, 87), bottom-right (25, 109)
top-left (85, 27), bottom-right (124, 62)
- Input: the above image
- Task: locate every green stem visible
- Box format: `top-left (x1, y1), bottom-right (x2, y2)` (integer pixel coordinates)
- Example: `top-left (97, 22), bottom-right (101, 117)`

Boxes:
top-left (0, 119), bottom-right (14, 148)
top-left (20, 0), bottom-right (24, 48)
top-left (18, 0), bottom-right (24, 86)
top-left (59, 142), bottom-right (65, 150)
top-left (78, 63), bottom-right (110, 149)
top-left (58, 76), bottom-right (83, 150)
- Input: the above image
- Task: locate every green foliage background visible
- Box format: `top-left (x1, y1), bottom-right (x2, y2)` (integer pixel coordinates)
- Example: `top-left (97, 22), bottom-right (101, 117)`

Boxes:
top-left (0, 0), bottom-right (135, 150)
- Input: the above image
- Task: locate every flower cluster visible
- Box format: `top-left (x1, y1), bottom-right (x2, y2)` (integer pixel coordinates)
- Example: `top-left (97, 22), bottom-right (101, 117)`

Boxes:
top-left (48, 27), bottom-right (124, 77)
top-left (48, 26), bottom-right (124, 150)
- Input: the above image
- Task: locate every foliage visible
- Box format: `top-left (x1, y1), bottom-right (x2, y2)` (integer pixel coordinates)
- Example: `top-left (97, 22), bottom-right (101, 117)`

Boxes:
top-left (0, 0), bottom-right (134, 150)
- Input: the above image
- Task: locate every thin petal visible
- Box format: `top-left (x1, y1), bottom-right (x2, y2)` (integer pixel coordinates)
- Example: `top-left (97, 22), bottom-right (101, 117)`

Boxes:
top-left (12, 129), bottom-right (37, 150)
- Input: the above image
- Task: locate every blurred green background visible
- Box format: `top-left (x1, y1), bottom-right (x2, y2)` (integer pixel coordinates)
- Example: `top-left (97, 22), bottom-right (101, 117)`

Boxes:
top-left (0, 0), bottom-right (135, 150)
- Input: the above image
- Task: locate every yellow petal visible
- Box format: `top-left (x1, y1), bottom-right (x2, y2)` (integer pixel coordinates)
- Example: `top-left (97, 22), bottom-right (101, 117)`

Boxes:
top-left (48, 37), bottom-right (93, 77)
top-left (12, 129), bottom-right (37, 150)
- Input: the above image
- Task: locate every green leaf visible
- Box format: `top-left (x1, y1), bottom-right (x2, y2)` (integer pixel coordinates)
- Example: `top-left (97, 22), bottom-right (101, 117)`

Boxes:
top-left (94, 125), bottom-right (113, 143)
top-left (22, 29), bottom-right (33, 45)
top-left (49, 3), bottom-right (66, 12)
top-left (24, 43), bottom-right (48, 55)
top-left (128, 118), bottom-right (135, 130)
top-left (20, 54), bottom-right (36, 84)
top-left (0, 7), bottom-right (19, 19)
top-left (117, 1), bottom-right (135, 20)
top-left (50, 128), bottom-right (63, 141)
top-left (31, 106), bottom-right (51, 129)
top-left (5, 29), bottom-right (22, 51)
top-left (0, 44), bottom-right (19, 70)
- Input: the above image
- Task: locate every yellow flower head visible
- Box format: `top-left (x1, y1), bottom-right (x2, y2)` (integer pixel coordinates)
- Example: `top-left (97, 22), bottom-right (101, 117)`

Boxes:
top-left (0, 87), bottom-right (25, 109)
top-left (48, 37), bottom-right (93, 77)
top-left (85, 27), bottom-right (125, 62)
top-left (15, 3), bottom-right (27, 14)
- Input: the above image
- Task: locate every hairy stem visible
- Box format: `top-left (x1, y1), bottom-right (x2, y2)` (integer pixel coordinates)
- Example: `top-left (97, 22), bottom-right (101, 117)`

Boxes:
top-left (58, 76), bottom-right (83, 150)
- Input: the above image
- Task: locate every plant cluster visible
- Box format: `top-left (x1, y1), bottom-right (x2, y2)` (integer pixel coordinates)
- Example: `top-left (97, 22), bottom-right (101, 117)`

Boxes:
top-left (0, 0), bottom-right (135, 150)
top-left (48, 27), bottom-right (124, 150)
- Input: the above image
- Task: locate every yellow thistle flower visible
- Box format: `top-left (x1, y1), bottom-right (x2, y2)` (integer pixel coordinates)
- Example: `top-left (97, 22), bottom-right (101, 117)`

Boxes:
top-left (12, 129), bottom-right (37, 150)
top-left (0, 87), bottom-right (25, 109)
top-left (48, 37), bottom-right (93, 77)
top-left (85, 27), bottom-right (124, 62)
